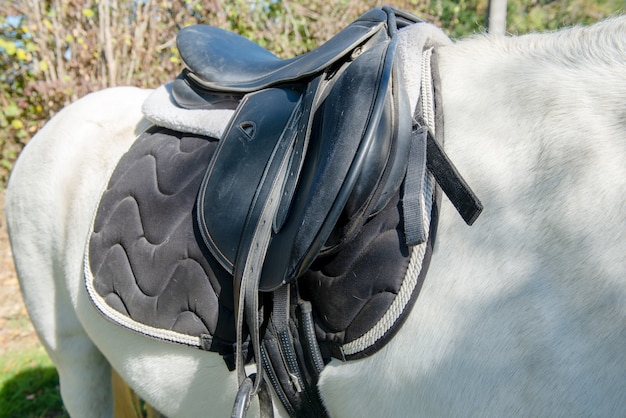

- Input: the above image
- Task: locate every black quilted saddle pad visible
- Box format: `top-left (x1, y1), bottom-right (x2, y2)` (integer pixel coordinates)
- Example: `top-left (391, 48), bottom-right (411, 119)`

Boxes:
top-left (85, 126), bottom-right (433, 360)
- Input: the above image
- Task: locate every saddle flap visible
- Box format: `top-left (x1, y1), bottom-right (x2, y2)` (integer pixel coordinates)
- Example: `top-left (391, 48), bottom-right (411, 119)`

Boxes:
top-left (346, 62), bottom-right (413, 222)
top-left (197, 87), bottom-right (305, 272)
top-left (328, 63), bottom-right (412, 247)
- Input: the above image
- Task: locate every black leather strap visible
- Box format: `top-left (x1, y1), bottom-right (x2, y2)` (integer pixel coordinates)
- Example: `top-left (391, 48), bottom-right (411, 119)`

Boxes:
top-left (231, 375), bottom-right (274, 418)
top-left (232, 93), bottom-right (303, 396)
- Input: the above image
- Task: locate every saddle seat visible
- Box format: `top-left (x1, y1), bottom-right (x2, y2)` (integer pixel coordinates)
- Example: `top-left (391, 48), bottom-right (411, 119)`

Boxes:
top-left (176, 8), bottom-right (420, 93)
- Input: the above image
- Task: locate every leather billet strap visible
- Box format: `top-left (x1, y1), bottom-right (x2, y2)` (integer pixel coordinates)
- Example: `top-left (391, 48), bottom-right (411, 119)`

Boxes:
top-left (426, 130), bottom-right (483, 225)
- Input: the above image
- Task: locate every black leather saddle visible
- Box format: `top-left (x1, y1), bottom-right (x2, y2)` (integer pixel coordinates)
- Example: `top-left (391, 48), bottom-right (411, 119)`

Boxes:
top-left (171, 8), bottom-right (428, 413)
top-left (174, 7), bottom-right (422, 294)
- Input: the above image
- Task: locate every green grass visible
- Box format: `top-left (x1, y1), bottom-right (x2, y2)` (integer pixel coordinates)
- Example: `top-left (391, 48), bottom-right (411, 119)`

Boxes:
top-left (0, 346), bottom-right (68, 418)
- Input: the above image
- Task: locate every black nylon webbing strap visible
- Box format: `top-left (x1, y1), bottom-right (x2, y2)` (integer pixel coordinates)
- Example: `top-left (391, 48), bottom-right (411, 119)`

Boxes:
top-left (402, 125), bottom-right (428, 245)
top-left (425, 131), bottom-right (483, 225)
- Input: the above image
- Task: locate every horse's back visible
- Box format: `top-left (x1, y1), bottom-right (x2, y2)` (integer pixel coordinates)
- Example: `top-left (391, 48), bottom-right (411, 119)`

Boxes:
top-left (7, 86), bottom-right (151, 207)
top-left (5, 87), bottom-right (153, 416)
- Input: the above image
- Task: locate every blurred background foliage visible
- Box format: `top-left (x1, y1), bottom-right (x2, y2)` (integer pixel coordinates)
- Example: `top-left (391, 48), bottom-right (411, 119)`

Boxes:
top-left (0, 0), bottom-right (622, 189)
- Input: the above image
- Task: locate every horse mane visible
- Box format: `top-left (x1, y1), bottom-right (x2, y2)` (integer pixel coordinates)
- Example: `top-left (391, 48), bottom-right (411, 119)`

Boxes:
top-left (462, 15), bottom-right (626, 68)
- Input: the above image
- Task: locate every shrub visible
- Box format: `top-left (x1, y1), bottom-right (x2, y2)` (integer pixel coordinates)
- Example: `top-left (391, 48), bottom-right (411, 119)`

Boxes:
top-left (0, 0), bottom-right (621, 189)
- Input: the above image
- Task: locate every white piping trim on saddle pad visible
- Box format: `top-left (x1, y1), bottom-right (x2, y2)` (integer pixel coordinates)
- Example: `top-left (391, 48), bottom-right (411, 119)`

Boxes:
top-left (341, 48), bottom-right (436, 357)
top-left (83, 177), bottom-right (202, 348)
top-left (341, 179), bottom-right (433, 356)
top-left (420, 48), bottom-right (436, 130)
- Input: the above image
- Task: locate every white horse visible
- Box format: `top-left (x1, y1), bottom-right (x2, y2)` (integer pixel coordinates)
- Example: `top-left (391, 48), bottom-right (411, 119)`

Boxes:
top-left (6, 16), bottom-right (625, 417)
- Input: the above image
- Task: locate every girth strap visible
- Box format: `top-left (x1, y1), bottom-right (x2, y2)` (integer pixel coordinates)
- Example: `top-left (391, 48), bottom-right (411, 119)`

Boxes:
top-left (261, 289), bottom-right (328, 417)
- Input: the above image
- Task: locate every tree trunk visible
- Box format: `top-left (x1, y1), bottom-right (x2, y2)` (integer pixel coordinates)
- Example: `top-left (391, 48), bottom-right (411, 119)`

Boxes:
top-left (486, 0), bottom-right (507, 35)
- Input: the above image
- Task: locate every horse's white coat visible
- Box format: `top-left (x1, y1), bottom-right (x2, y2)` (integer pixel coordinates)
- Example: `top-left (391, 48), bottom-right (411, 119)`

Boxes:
top-left (6, 17), bottom-right (626, 417)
